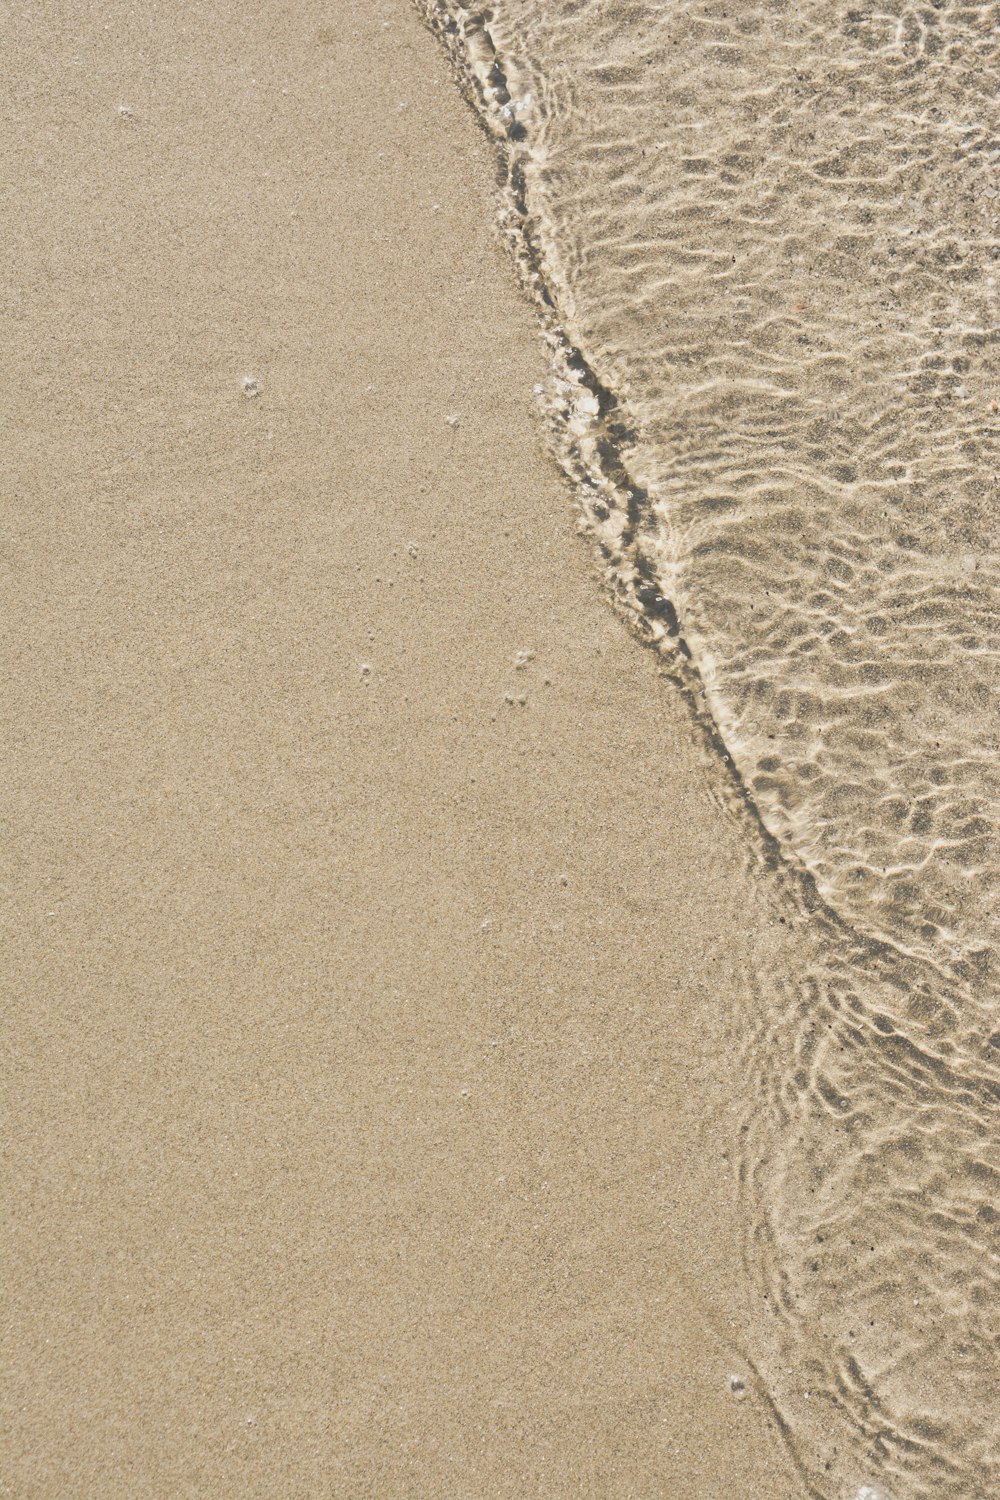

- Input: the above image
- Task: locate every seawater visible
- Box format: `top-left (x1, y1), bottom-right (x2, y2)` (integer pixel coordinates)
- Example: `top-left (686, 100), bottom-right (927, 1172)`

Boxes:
top-left (418, 2), bottom-right (1000, 1496)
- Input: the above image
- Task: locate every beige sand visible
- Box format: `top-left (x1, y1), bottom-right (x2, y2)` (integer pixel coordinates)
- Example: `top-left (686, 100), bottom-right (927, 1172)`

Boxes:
top-left (3, 3), bottom-right (803, 1494)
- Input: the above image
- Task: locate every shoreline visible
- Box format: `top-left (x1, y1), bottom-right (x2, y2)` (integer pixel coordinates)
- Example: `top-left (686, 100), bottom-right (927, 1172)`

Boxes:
top-left (4, 2), bottom-right (806, 1494)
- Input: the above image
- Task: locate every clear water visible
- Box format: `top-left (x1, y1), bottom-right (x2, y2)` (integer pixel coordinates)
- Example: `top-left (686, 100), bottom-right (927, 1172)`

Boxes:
top-left (419, 2), bottom-right (1000, 1495)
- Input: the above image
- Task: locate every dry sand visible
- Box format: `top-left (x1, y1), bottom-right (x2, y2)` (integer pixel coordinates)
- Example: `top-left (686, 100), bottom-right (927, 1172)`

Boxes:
top-left (4, 3), bottom-right (804, 1494)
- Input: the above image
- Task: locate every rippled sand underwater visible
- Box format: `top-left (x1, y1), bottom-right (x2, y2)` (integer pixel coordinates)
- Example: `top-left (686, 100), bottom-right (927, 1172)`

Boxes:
top-left (417, 1), bottom-right (1000, 1495)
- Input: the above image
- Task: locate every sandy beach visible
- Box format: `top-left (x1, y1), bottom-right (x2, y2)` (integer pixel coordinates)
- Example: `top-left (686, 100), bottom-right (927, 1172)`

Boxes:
top-left (0, 3), bottom-right (823, 1494)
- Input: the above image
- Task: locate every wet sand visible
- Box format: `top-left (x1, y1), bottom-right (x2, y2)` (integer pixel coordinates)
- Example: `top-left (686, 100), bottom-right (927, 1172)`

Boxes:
top-left (4, 3), bottom-right (805, 1494)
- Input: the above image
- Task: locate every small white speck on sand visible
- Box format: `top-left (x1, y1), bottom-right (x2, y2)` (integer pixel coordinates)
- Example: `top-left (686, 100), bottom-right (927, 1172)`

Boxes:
top-left (445, 413), bottom-right (460, 427)
top-left (242, 376), bottom-right (260, 398)
top-left (117, 103), bottom-right (132, 118)
top-left (727, 1373), bottom-right (747, 1399)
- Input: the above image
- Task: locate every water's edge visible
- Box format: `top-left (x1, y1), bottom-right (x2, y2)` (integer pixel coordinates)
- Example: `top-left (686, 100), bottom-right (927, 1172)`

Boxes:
top-left (414, 6), bottom-right (1000, 1498)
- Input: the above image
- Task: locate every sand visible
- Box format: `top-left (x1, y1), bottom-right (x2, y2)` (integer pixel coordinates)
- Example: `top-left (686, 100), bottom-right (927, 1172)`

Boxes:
top-left (3, 3), bottom-right (804, 1494)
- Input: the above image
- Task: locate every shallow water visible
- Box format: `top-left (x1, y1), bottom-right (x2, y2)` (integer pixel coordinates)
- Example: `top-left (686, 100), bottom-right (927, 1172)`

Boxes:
top-left (418, 1), bottom-right (1000, 1495)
